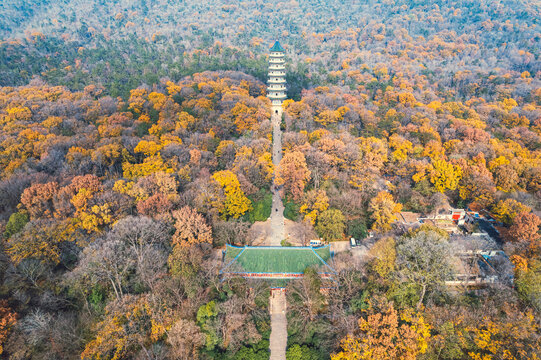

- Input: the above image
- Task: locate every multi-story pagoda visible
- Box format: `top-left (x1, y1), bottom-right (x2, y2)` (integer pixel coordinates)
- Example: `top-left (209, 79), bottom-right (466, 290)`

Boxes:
top-left (267, 41), bottom-right (287, 113)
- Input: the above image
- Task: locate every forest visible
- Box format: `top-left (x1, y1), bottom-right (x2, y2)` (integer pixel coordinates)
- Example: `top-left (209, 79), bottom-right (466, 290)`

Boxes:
top-left (0, 0), bottom-right (540, 359)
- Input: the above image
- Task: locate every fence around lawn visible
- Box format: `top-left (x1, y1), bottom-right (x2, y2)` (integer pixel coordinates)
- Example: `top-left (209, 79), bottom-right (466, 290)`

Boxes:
top-left (220, 244), bottom-right (336, 279)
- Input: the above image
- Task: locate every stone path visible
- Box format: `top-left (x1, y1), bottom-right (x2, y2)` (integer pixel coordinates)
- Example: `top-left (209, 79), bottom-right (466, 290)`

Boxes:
top-left (268, 107), bottom-right (287, 360)
top-left (269, 289), bottom-right (287, 360)
top-left (269, 108), bottom-right (284, 246)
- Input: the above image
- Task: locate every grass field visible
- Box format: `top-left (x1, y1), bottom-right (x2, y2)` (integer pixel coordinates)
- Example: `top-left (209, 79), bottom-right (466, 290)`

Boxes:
top-left (223, 245), bottom-right (332, 274)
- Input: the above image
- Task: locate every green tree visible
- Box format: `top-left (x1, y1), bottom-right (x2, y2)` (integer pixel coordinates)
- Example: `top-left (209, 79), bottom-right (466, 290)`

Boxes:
top-left (4, 211), bottom-right (29, 239)
top-left (196, 301), bottom-right (220, 351)
top-left (234, 340), bottom-right (270, 360)
top-left (396, 231), bottom-right (454, 309)
top-left (315, 209), bottom-right (345, 242)
top-left (286, 344), bottom-right (321, 360)
top-left (346, 220), bottom-right (367, 241)
top-left (515, 260), bottom-right (541, 314)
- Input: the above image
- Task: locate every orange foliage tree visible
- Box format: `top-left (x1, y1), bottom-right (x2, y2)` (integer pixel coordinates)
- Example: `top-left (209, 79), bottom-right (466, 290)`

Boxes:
top-left (20, 182), bottom-right (59, 219)
top-left (171, 206), bottom-right (212, 247)
top-left (275, 151), bottom-right (311, 201)
top-left (505, 212), bottom-right (541, 256)
top-left (0, 301), bottom-right (16, 355)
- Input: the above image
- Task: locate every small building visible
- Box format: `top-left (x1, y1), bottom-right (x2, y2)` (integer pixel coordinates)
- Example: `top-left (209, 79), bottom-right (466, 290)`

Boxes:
top-left (428, 208), bottom-right (466, 223)
top-left (397, 211), bottom-right (421, 226)
top-left (446, 249), bottom-right (511, 288)
top-left (420, 218), bottom-right (461, 234)
top-left (451, 209), bottom-right (466, 225)
top-left (465, 211), bottom-right (481, 223)
top-left (413, 208), bottom-right (468, 234)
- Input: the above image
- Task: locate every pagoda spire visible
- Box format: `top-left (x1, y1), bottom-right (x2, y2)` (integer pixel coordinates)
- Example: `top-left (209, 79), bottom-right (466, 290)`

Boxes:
top-left (267, 41), bottom-right (287, 112)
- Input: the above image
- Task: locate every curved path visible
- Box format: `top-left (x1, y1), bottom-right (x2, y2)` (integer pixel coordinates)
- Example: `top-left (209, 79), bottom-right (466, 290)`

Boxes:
top-left (268, 107), bottom-right (287, 359)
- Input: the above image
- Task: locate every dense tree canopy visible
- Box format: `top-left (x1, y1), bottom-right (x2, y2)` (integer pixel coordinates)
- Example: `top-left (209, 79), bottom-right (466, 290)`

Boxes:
top-left (0, 0), bottom-right (541, 358)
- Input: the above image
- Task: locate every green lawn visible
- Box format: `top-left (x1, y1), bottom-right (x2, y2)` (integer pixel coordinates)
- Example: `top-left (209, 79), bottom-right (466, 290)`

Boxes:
top-left (223, 246), bottom-right (332, 274)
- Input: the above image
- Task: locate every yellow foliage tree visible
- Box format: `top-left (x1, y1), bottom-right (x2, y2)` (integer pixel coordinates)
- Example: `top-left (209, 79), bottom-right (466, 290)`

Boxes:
top-left (430, 159), bottom-right (462, 192)
top-left (92, 143), bottom-right (123, 167)
top-left (389, 134), bottom-right (412, 162)
top-left (77, 204), bottom-right (113, 233)
top-left (300, 189), bottom-right (329, 225)
top-left (314, 107), bottom-right (348, 127)
top-left (128, 89), bottom-right (148, 114)
top-left (166, 81), bottom-right (181, 95)
top-left (369, 191), bottom-right (402, 232)
top-left (81, 295), bottom-right (170, 360)
top-left (176, 111), bottom-right (198, 130)
top-left (464, 311), bottom-right (539, 360)
top-left (258, 152), bottom-right (275, 183)
top-left (7, 220), bottom-right (77, 265)
top-left (113, 180), bottom-right (149, 201)
top-left (491, 199), bottom-right (531, 225)
top-left (134, 140), bottom-right (163, 157)
top-left (231, 102), bottom-right (259, 133)
top-left (369, 237), bottom-right (396, 279)
top-left (147, 92), bottom-right (167, 111)
top-left (332, 303), bottom-right (430, 360)
top-left (212, 170), bottom-right (252, 218)
top-left (122, 155), bottom-right (174, 179)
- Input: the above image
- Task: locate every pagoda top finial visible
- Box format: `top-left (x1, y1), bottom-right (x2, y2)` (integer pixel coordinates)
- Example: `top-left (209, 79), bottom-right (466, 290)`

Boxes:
top-left (270, 40), bottom-right (284, 52)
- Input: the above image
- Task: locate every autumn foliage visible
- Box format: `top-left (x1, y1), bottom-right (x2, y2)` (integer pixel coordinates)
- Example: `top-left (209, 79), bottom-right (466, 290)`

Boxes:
top-left (0, 301), bottom-right (16, 355)
top-left (275, 151), bottom-right (311, 201)
top-left (172, 206), bottom-right (212, 247)
top-left (332, 303), bottom-right (430, 360)
top-left (0, 0), bottom-right (541, 355)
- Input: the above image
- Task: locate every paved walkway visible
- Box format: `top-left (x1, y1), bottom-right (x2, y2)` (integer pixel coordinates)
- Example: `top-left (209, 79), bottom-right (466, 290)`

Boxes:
top-left (269, 108), bottom-right (284, 246)
top-left (269, 289), bottom-right (287, 360)
top-left (268, 107), bottom-right (287, 360)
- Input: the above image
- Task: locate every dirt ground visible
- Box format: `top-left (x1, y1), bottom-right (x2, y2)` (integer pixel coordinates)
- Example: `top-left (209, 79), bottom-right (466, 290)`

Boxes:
top-left (249, 218), bottom-right (319, 246)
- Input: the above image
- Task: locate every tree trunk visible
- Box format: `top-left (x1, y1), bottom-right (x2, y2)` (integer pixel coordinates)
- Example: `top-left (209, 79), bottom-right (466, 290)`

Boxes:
top-left (110, 278), bottom-right (120, 300)
top-left (417, 283), bottom-right (427, 309)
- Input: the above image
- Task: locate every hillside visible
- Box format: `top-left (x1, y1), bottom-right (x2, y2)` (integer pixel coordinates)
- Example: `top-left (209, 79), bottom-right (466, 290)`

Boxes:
top-left (0, 1), bottom-right (540, 359)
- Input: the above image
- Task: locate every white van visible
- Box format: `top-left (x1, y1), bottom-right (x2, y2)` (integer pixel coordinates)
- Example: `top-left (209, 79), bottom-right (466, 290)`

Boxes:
top-left (309, 239), bottom-right (322, 247)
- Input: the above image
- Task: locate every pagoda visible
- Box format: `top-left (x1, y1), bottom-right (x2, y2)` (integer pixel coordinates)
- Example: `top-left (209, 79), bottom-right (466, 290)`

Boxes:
top-left (267, 41), bottom-right (287, 113)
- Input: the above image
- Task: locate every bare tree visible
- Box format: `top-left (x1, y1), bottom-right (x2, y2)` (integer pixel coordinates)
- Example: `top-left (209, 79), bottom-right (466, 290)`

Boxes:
top-left (74, 238), bottom-right (134, 300)
top-left (108, 216), bottom-right (169, 290)
top-left (166, 319), bottom-right (205, 360)
top-left (290, 219), bottom-right (314, 246)
top-left (396, 230), bottom-right (455, 309)
top-left (212, 220), bottom-right (250, 246)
